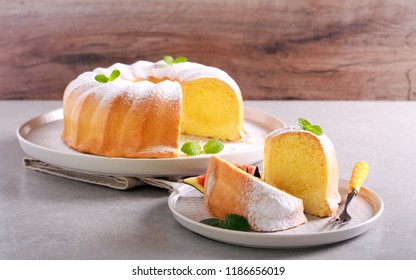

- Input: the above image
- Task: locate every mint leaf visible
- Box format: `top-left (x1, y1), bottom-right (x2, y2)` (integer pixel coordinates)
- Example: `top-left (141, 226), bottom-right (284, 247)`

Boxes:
top-left (200, 214), bottom-right (249, 231)
top-left (163, 55), bottom-right (174, 65)
top-left (200, 218), bottom-right (221, 227)
top-left (297, 118), bottom-right (311, 130)
top-left (309, 125), bottom-right (323, 136)
top-left (219, 214), bottom-right (250, 232)
top-left (108, 69), bottom-right (120, 82)
top-left (181, 142), bottom-right (202, 156)
top-left (297, 118), bottom-right (323, 136)
top-left (173, 56), bottom-right (188, 64)
top-left (164, 55), bottom-right (188, 65)
top-left (203, 139), bottom-right (224, 154)
top-left (95, 74), bottom-right (109, 83)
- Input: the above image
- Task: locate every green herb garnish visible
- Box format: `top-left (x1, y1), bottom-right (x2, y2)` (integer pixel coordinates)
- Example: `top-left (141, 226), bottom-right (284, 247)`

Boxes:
top-left (94, 74), bottom-right (109, 83)
top-left (200, 214), bottom-right (249, 232)
top-left (95, 69), bottom-right (120, 83)
top-left (219, 214), bottom-right (250, 231)
top-left (297, 118), bottom-right (323, 136)
top-left (108, 69), bottom-right (120, 82)
top-left (199, 218), bottom-right (221, 227)
top-left (181, 142), bottom-right (203, 156)
top-left (163, 55), bottom-right (188, 65)
top-left (203, 139), bottom-right (224, 154)
top-left (181, 140), bottom-right (224, 156)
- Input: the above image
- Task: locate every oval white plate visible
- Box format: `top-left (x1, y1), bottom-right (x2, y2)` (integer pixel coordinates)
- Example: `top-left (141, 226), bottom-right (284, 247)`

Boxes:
top-left (17, 107), bottom-right (284, 176)
top-left (168, 180), bottom-right (384, 248)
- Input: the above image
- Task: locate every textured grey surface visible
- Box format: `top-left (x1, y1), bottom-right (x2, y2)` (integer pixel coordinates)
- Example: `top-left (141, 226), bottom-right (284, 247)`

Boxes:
top-left (1, 100), bottom-right (415, 259)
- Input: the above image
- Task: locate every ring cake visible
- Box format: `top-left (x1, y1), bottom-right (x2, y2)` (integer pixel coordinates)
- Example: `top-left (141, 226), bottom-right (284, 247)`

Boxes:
top-left (62, 59), bottom-right (244, 158)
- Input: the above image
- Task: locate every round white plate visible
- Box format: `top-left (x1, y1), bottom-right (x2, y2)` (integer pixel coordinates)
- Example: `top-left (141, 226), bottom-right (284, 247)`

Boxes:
top-left (17, 107), bottom-right (284, 176)
top-left (168, 180), bottom-right (384, 248)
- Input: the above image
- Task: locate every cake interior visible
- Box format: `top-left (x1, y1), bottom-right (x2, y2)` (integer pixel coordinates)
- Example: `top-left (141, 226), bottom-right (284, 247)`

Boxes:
top-left (144, 76), bottom-right (244, 141)
top-left (264, 132), bottom-right (331, 216)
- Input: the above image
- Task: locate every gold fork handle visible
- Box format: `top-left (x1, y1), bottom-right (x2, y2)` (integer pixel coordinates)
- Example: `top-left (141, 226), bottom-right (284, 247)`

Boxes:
top-left (348, 161), bottom-right (369, 194)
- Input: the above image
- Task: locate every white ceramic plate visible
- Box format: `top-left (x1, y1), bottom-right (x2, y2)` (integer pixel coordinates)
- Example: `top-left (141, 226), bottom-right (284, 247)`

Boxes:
top-left (17, 107), bottom-right (284, 176)
top-left (168, 180), bottom-right (384, 248)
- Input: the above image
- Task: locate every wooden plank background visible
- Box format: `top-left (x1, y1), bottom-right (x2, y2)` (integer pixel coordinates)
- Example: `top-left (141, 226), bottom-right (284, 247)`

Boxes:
top-left (1, 0), bottom-right (416, 100)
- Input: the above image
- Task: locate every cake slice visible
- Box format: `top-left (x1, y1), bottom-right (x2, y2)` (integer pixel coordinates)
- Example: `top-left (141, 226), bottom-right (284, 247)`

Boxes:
top-left (263, 121), bottom-right (340, 217)
top-left (203, 156), bottom-right (307, 232)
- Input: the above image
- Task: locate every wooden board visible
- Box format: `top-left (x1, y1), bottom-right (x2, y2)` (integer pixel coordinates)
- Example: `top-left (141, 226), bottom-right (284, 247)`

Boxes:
top-left (1, 0), bottom-right (416, 100)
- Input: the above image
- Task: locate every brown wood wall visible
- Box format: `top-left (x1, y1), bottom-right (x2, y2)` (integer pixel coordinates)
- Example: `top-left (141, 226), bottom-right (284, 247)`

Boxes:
top-left (1, 0), bottom-right (416, 100)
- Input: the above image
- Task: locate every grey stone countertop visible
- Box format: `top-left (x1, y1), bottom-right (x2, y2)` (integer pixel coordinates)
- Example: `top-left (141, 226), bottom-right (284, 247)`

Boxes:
top-left (1, 100), bottom-right (415, 259)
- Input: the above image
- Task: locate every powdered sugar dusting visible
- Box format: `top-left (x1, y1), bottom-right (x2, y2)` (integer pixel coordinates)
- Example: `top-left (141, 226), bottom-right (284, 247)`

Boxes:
top-left (266, 125), bottom-right (301, 138)
top-left (92, 80), bottom-right (132, 108)
top-left (129, 60), bottom-right (240, 96)
top-left (67, 60), bottom-right (213, 108)
top-left (64, 72), bottom-right (96, 103)
top-left (151, 80), bottom-right (182, 101)
top-left (139, 145), bottom-right (177, 154)
top-left (246, 178), bottom-right (307, 232)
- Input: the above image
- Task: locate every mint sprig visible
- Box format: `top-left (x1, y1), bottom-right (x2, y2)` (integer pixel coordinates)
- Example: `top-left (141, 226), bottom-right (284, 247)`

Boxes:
top-left (163, 55), bottom-right (188, 65)
top-left (297, 118), bottom-right (323, 136)
top-left (200, 214), bottom-right (249, 232)
top-left (95, 69), bottom-right (120, 83)
top-left (181, 140), bottom-right (224, 156)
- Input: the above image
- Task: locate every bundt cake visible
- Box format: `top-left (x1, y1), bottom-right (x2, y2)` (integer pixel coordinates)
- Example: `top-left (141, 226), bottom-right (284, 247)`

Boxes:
top-left (62, 59), bottom-right (244, 158)
top-left (203, 156), bottom-right (307, 232)
top-left (263, 122), bottom-right (340, 217)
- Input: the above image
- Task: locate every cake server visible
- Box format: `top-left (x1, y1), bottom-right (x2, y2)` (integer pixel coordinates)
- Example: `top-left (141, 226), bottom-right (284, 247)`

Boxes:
top-left (332, 161), bottom-right (369, 225)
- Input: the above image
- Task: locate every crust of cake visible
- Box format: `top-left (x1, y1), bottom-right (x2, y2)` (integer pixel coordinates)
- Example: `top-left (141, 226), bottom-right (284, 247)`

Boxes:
top-left (204, 156), bottom-right (307, 232)
top-left (63, 80), bottom-right (182, 158)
